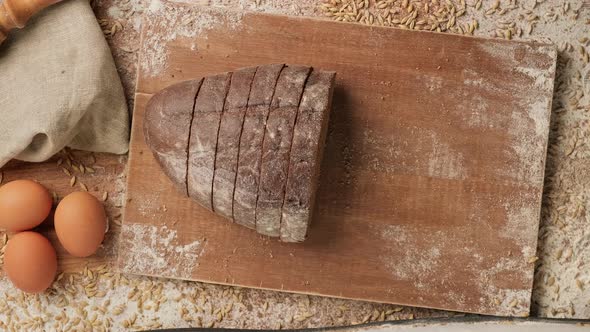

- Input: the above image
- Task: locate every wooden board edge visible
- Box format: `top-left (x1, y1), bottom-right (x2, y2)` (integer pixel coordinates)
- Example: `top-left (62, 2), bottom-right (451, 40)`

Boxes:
top-left (134, 0), bottom-right (558, 95)
top-left (116, 92), bottom-right (153, 272)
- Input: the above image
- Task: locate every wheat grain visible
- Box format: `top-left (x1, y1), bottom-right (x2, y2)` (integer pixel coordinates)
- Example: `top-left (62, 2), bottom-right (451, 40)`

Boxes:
top-left (509, 299), bottom-right (518, 308)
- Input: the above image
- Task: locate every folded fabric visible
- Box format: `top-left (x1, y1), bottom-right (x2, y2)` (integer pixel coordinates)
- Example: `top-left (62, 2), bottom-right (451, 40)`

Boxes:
top-left (0, 0), bottom-right (129, 167)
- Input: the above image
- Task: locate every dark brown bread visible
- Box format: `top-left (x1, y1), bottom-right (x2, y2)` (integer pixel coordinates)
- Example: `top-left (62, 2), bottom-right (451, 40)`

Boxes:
top-left (281, 70), bottom-right (335, 242)
top-left (212, 66), bottom-right (257, 220)
top-left (256, 65), bottom-right (311, 237)
top-left (143, 79), bottom-right (203, 195)
top-left (188, 73), bottom-right (232, 211)
top-left (143, 65), bottom-right (333, 242)
top-left (233, 64), bottom-right (285, 229)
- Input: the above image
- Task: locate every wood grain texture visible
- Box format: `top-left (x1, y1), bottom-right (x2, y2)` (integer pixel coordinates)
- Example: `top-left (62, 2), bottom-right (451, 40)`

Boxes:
top-left (120, 2), bottom-right (557, 316)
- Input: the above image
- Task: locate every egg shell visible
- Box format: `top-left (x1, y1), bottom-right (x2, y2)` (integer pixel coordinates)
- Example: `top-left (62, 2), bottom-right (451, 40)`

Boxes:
top-left (54, 192), bottom-right (106, 257)
top-left (0, 180), bottom-right (52, 231)
top-left (4, 232), bottom-right (58, 293)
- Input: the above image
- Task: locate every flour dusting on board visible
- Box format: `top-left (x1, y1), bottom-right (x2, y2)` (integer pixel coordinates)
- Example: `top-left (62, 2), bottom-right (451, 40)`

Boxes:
top-left (474, 40), bottom-right (555, 187)
top-left (379, 226), bottom-right (451, 287)
top-left (506, 108), bottom-right (548, 186)
top-left (475, 255), bottom-right (532, 317)
top-left (140, 0), bottom-right (244, 77)
top-left (379, 220), bottom-right (532, 316)
top-left (379, 225), bottom-right (473, 311)
top-left (119, 223), bottom-right (206, 279)
top-left (464, 95), bottom-right (491, 127)
top-left (515, 66), bottom-right (554, 91)
top-left (427, 138), bottom-right (466, 180)
top-left (410, 129), bottom-right (467, 180)
top-left (502, 203), bottom-right (539, 258)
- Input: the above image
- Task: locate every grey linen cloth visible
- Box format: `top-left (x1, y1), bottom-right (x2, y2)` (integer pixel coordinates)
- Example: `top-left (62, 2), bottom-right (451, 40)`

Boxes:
top-left (0, 0), bottom-right (129, 167)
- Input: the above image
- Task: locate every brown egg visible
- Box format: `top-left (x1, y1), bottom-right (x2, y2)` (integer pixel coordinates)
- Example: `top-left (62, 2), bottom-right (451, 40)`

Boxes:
top-left (54, 192), bottom-right (106, 257)
top-left (0, 179), bottom-right (52, 231)
top-left (4, 231), bottom-right (58, 293)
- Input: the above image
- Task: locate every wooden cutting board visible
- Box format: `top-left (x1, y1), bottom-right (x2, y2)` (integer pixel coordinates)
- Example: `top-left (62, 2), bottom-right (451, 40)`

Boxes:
top-left (118, 1), bottom-right (557, 316)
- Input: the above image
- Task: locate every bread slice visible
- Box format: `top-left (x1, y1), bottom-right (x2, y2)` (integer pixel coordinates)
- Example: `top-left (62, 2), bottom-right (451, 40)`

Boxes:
top-left (212, 66), bottom-right (257, 220)
top-left (233, 64), bottom-right (285, 229)
top-left (188, 73), bottom-right (232, 210)
top-left (143, 79), bottom-right (203, 196)
top-left (256, 65), bottom-right (311, 237)
top-left (280, 70), bottom-right (335, 242)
